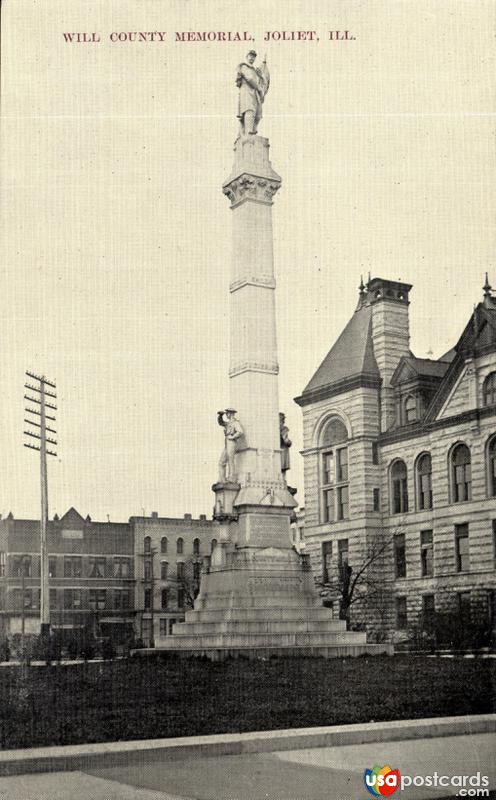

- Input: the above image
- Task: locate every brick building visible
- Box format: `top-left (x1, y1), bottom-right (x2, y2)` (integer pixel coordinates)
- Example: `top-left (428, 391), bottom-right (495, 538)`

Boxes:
top-left (131, 513), bottom-right (217, 647)
top-left (0, 507), bottom-right (218, 650)
top-left (0, 507), bottom-right (135, 647)
top-left (295, 277), bottom-right (496, 645)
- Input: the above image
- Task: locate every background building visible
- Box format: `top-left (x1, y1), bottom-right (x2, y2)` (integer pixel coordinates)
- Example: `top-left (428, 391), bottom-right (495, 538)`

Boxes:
top-left (295, 277), bottom-right (496, 646)
top-left (0, 507), bottom-right (135, 650)
top-left (131, 513), bottom-right (217, 647)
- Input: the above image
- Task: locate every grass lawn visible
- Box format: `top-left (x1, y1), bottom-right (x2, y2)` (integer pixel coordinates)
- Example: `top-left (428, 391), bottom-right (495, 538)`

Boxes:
top-left (0, 654), bottom-right (494, 749)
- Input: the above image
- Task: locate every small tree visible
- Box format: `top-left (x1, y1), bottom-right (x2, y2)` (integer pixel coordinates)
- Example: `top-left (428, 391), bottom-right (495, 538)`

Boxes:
top-left (170, 557), bottom-right (202, 610)
top-left (319, 529), bottom-right (397, 631)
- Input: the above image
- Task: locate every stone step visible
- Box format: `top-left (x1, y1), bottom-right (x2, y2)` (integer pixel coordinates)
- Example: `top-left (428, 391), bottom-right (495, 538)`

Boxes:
top-left (171, 619), bottom-right (348, 635)
top-left (157, 630), bottom-right (368, 649)
top-left (193, 597), bottom-right (324, 610)
top-left (150, 642), bottom-right (393, 660)
top-left (184, 606), bottom-right (338, 623)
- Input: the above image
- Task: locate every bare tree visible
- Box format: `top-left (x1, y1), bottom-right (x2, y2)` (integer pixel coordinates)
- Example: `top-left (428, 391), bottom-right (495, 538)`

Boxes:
top-left (319, 528), bottom-right (399, 629)
top-left (170, 557), bottom-right (202, 610)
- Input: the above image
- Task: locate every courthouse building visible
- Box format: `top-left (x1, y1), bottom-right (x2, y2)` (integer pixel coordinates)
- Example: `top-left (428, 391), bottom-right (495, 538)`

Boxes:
top-left (295, 276), bottom-right (496, 644)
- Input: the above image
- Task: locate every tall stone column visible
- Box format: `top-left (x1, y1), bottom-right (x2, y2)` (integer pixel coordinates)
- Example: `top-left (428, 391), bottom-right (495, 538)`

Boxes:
top-left (215, 135), bottom-right (296, 546)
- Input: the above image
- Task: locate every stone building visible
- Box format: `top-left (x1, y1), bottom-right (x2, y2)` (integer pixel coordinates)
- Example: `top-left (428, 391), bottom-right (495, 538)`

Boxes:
top-left (0, 507), bottom-right (135, 648)
top-left (131, 513), bottom-right (217, 647)
top-left (295, 277), bottom-right (496, 645)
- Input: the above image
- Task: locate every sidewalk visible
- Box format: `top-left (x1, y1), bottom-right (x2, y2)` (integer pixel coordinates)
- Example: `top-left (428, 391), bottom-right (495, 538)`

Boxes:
top-left (0, 716), bottom-right (494, 800)
top-left (0, 732), bottom-right (494, 800)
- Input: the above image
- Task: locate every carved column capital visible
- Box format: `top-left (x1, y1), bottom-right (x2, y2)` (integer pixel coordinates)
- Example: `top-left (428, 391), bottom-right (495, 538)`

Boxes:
top-left (223, 173), bottom-right (281, 207)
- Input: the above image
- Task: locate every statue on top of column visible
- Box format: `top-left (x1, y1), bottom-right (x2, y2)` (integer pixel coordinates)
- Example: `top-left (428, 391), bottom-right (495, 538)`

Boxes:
top-left (236, 51), bottom-right (270, 137)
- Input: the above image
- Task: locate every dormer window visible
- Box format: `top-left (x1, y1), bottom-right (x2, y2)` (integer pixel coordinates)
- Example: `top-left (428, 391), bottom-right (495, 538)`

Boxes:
top-left (404, 395), bottom-right (417, 424)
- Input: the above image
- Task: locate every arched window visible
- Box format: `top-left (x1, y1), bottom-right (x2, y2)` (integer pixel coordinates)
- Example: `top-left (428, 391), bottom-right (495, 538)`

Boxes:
top-left (160, 536), bottom-right (168, 554)
top-left (391, 460), bottom-right (408, 514)
top-left (319, 418), bottom-right (349, 523)
top-left (160, 561), bottom-right (168, 581)
top-left (176, 537), bottom-right (184, 555)
top-left (211, 538), bottom-right (218, 553)
top-left (144, 536), bottom-right (151, 554)
top-left (487, 435), bottom-right (496, 497)
top-left (416, 453), bottom-right (432, 510)
top-left (451, 443), bottom-right (471, 502)
top-left (483, 372), bottom-right (496, 407)
top-left (193, 538), bottom-right (200, 556)
top-left (404, 395), bottom-right (417, 424)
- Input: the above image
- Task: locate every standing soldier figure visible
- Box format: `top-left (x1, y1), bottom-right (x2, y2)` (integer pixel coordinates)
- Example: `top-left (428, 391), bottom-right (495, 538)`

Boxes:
top-left (236, 50), bottom-right (270, 136)
top-left (218, 408), bottom-right (244, 482)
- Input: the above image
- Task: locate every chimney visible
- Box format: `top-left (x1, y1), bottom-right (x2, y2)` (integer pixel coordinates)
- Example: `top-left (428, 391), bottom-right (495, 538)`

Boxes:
top-left (184, 513), bottom-right (192, 520)
top-left (151, 511), bottom-right (158, 518)
top-left (199, 514), bottom-right (206, 521)
top-left (368, 277), bottom-right (412, 431)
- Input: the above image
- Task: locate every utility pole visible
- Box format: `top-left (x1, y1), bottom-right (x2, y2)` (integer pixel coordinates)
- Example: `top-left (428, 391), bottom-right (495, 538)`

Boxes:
top-left (24, 372), bottom-right (57, 639)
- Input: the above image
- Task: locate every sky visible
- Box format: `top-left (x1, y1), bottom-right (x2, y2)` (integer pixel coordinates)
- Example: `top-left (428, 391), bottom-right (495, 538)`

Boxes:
top-left (1, 0), bottom-right (494, 521)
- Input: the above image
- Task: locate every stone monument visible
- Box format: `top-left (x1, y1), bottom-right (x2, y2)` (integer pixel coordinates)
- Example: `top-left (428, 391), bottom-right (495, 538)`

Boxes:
top-left (156, 56), bottom-right (391, 658)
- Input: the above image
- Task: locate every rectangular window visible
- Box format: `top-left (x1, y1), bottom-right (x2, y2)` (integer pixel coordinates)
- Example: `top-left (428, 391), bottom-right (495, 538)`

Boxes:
top-left (0, 552), bottom-right (5, 577)
top-left (323, 452), bottom-right (335, 485)
top-left (420, 530), bottom-right (433, 577)
top-left (419, 473), bottom-right (433, 510)
top-left (455, 524), bottom-right (469, 572)
top-left (395, 596), bottom-right (407, 629)
top-left (422, 594), bottom-right (435, 629)
top-left (394, 533), bottom-right (406, 578)
top-left (393, 478), bottom-right (408, 514)
top-left (48, 557), bottom-right (57, 578)
top-left (12, 556), bottom-right (32, 578)
top-left (454, 463), bottom-right (471, 502)
top-left (144, 588), bottom-right (151, 610)
top-left (176, 562), bottom-right (185, 581)
top-left (458, 591), bottom-right (471, 623)
top-left (89, 557), bottom-right (106, 578)
top-left (89, 589), bottom-right (106, 610)
top-left (49, 588), bottom-right (57, 609)
top-left (373, 488), bottom-right (380, 512)
top-left (177, 589), bottom-right (185, 608)
top-left (64, 556), bottom-right (82, 578)
top-left (338, 539), bottom-right (349, 580)
top-left (322, 541), bottom-right (332, 583)
top-left (113, 557), bottom-right (131, 578)
top-left (337, 486), bottom-right (349, 520)
top-left (159, 618), bottom-right (168, 636)
top-left (372, 442), bottom-right (379, 465)
top-left (161, 588), bottom-right (168, 609)
top-left (144, 559), bottom-right (152, 581)
top-left (160, 561), bottom-right (168, 580)
top-left (168, 618), bottom-right (176, 635)
top-left (23, 589), bottom-right (32, 609)
top-left (323, 488), bottom-right (335, 523)
top-left (336, 447), bottom-right (348, 482)
top-left (114, 589), bottom-right (130, 610)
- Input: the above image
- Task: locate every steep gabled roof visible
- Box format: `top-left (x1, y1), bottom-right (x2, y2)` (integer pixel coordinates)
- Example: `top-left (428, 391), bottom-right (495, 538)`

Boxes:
top-left (424, 300), bottom-right (496, 422)
top-left (391, 355), bottom-right (451, 387)
top-left (59, 507), bottom-right (85, 526)
top-left (299, 304), bottom-right (379, 399)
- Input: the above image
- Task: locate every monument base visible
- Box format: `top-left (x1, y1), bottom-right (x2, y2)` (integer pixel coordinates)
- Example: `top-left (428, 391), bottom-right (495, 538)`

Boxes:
top-left (154, 509), bottom-right (392, 659)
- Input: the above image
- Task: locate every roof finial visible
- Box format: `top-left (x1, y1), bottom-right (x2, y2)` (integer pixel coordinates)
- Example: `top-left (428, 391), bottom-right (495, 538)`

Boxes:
top-left (367, 271), bottom-right (371, 288)
top-left (359, 275), bottom-right (366, 296)
top-left (427, 346), bottom-right (433, 358)
top-left (483, 272), bottom-right (492, 297)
